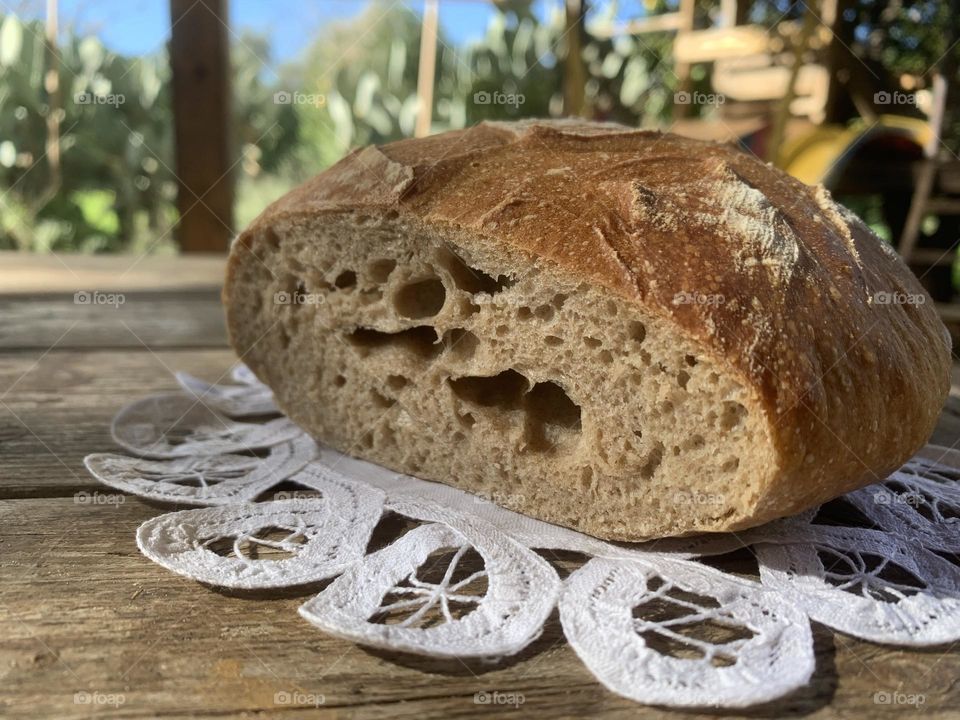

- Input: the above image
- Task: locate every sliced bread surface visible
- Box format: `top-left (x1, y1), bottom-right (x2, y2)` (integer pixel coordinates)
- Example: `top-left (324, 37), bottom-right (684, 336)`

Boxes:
top-left (224, 119), bottom-right (950, 540)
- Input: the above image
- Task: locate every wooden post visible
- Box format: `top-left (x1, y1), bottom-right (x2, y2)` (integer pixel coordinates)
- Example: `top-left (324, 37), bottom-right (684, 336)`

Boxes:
top-left (821, 0), bottom-right (852, 125)
top-left (564, 0), bottom-right (588, 117)
top-left (42, 0), bottom-right (61, 205)
top-left (415, 0), bottom-right (438, 138)
top-left (169, 0), bottom-right (233, 252)
top-left (767, 0), bottom-right (818, 163)
top-left (672, 0), bottom-right (696, 119)
top-left (718, 0), bottom-right (738, 28)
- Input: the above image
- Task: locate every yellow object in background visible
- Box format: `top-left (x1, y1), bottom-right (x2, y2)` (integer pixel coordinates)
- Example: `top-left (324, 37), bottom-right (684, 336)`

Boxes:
top-left (778, 116), bottom-right (931, 186)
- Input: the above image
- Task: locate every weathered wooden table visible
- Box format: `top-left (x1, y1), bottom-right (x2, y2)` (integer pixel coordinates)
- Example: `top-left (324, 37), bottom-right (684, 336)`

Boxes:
top-left (3, 252), bottom-right (960, 719)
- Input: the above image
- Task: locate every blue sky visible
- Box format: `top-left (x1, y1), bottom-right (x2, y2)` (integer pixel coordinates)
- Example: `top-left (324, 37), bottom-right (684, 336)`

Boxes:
top-left (31, 0), bottom-right (538, 60)
top-left (19, 0), bottom-right (652, 63)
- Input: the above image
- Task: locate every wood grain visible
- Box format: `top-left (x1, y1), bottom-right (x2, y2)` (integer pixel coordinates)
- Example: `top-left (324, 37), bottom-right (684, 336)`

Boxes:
top-left (0, 349), bottom-right (235, 498)
top-left (3, 497), bottom-right (959, 719)
top-left (0, 251), bottom-right (225, 293)
top-left (2, 260), bottom-right (960, 719)
top-left (0, 291), bottom-right (228, 350)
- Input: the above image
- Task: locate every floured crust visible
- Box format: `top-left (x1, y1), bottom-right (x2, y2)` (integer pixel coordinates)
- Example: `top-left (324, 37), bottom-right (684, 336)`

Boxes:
top-left (228, 119), bottom-right (950, 531)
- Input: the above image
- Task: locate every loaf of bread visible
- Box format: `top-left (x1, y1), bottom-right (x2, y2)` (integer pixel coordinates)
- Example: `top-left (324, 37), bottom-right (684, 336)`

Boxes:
top-left (224, 119), bottom-right (950, 540)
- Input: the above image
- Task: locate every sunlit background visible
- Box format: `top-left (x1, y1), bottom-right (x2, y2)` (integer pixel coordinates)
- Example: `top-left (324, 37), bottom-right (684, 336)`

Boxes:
top-left (1, 0), bottom-right (958, 301)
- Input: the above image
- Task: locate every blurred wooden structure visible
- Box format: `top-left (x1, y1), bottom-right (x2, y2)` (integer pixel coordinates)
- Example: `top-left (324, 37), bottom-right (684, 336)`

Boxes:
top-left (611, 0), bottom-right (960, 314)
top-left (161, 0), bottom-right (960, 297)
top-left (896, 5), bottom-right (960, 319)
top-left (169, 0), bottom-right (233, 252)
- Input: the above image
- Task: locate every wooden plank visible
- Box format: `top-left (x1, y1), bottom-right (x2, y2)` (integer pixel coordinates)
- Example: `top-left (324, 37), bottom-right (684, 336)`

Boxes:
top-left (0, 291), bottom-right (227, 350)
top-left (925, 197), bottom-right (960, 215)
top-left (908, 250), bottom-right (956, 267)
top-left (0, 251), bottom-right (225, 293)
top-left (169, 0), bottom-right (234, 252)
top-left (3, 496), bottom-right (960, 718)
top-left (713, 61), bottom-right (829, 103)
top-left (591, 12), bottom-right (683, 37)
top-left (0, 349), bottom-right (237, 498)
top-left (673, 25), bottom-right (770, 64)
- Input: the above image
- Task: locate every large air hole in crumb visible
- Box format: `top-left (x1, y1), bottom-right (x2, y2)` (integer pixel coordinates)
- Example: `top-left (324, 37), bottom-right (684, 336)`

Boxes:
top-left (386, 375), bottom-right (408, 391)
top-left (434, 246), bottom-right (512, 295)
top-left (524, 381), bottom-right (582, 452)
top-left (442, 328), bottom-right (479, 359)
top-left (527, 382), bottom-right (581, 429)
top-left (347, 326), bottom-right (440, 360)
top-left (393, 277), bottom-right (446, 319)
top-left (334, 270), bottom-right (357, 289)
top-left (448, 370), bottom-right (528, 409)
top-left (628, 321), bottom-right (646, 343)
top-left (534, 305), bottom-right (554, 321)
top-left (448, 371), bottom-right (581, 453)
top-left (640, 442), bottom-right (664, 479)
top-left (370, 389), bottom-right (393, 409)
top-left (367, 258), bottom-right (397, 284)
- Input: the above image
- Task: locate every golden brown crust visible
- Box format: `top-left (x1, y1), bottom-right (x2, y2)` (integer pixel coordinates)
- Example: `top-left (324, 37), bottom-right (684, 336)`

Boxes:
top-left (231, 119), bottom-right (950, 517)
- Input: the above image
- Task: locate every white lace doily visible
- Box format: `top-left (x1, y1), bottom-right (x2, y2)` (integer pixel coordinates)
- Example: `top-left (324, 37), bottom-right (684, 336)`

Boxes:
top-left (83, 365), bottom-right (960, 709)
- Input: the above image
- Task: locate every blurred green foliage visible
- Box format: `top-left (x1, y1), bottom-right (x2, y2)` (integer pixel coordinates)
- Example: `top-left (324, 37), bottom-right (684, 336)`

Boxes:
top-left (1, 1), bottom-right (957, 253)
top-left (0, 13), bottom-right (174, 252)
top-left (0, 2), bottom-right (691, 253)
